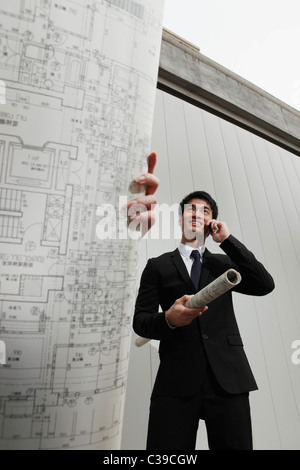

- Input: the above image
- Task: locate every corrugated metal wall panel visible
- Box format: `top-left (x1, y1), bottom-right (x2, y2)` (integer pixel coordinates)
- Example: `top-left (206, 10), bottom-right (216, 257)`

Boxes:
top-left (122, 90), bottom-right (300, 450)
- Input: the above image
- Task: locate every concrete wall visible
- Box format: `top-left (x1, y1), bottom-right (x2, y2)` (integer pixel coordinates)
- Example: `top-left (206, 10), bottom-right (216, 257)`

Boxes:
top-left (122, 89), bottom-right (300, 450)
top-left (158, 29), bottom-right (300, 157)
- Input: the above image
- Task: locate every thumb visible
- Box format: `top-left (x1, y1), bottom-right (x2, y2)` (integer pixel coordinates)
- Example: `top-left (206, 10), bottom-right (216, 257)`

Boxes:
top-left (181, 294), bottom-right (194, 304)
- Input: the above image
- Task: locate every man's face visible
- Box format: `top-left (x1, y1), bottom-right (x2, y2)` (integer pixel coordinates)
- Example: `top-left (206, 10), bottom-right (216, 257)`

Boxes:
top-left (180, 198), bottom-right (213, 242)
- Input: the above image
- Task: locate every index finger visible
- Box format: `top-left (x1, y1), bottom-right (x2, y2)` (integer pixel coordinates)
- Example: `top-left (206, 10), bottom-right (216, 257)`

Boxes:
top-left (146, 152), bottom-right (157, 196)
top-left (147, 152), bottom-right (157, 175)
top-left (184, 306), bottom-right (208, 316)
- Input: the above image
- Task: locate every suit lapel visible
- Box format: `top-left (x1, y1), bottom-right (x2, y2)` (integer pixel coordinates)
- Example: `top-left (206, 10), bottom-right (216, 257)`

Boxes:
top-left (171, 249), bottom-right (196, 292)
top-left (199, 248), bottom-right (216, 289)
top-left (171, 247), bottom-right (217, 293)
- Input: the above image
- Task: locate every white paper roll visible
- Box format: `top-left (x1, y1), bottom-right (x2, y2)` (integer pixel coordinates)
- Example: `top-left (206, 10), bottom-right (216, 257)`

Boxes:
top-left (185, 269), bottom-right (242, 308)
top-left (136, 269), bottom-right (242, 347)
top-left (135, 337), bottom-right (151, 347)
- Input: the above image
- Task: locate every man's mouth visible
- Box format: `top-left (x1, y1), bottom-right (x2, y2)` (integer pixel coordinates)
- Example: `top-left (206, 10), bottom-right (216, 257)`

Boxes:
top-left (191, 219), bottom-right (203, 227)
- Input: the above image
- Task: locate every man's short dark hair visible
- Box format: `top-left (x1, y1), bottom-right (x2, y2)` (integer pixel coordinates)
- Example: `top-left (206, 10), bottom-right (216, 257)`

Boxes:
top-left (179, 191), bottom-right (219, 220)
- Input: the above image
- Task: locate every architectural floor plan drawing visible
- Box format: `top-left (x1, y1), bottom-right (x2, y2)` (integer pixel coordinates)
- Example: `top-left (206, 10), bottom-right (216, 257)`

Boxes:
top-left (0, 0), bottom-right (165, 449)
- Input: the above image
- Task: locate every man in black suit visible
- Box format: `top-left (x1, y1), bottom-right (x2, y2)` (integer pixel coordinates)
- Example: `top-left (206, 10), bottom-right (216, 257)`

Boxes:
top-left (133, 191), bottom-right (275, 450)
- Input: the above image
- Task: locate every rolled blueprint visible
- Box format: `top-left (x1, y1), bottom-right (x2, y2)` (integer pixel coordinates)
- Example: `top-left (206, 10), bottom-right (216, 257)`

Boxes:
top-left (135, 336), bottom-right (152, 348)
top-left (135, 269), bottom-right (242, 347)
top-left (185, 269), bottom-right (242, 308)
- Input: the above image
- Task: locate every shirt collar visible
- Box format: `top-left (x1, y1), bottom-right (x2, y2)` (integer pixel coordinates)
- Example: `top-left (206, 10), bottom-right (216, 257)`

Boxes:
top-left (178, 243), bottom-right (206, 260)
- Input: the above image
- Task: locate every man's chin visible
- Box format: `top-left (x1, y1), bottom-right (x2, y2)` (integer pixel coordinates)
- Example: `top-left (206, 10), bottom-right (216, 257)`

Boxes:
top-left (183, 229), bottom-right (205, 243)
top-left (191, 226), bottom-right (205, 235)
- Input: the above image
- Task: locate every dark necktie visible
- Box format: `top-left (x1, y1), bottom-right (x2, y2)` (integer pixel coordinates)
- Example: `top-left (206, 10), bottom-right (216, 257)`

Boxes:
top-left (190, 250), bottom-right (201, 290)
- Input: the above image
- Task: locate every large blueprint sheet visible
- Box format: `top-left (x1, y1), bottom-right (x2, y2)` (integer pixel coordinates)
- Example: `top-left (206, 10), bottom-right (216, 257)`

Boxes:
top-left (0, 0), bottom-right (164, 449)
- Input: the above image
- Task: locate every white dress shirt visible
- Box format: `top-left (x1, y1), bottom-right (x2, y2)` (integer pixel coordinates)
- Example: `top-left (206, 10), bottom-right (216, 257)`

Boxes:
top-left (165, 243), bottom-right (206, 330)
top-left (178, 243), bottom-right (206, 276)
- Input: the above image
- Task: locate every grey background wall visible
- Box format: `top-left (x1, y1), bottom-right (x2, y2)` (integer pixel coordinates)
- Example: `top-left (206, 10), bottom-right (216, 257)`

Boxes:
top-left (122, 89), bottom-right (300, 450)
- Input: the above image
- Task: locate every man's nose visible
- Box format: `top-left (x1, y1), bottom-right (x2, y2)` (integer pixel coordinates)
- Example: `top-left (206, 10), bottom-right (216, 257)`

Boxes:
top-left (193, 206), bottom-right (204, 217)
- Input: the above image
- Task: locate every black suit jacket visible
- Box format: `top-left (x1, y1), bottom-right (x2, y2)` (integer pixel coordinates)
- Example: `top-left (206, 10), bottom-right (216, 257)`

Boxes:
top-left (133, 235), bottom-right (275, 397)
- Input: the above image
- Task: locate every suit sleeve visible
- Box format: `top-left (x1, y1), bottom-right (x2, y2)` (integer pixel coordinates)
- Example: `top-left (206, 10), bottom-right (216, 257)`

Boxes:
top-left (220, 235), bottom-right (275, 296)
top-left (133, 259), bottom-right (174, 341)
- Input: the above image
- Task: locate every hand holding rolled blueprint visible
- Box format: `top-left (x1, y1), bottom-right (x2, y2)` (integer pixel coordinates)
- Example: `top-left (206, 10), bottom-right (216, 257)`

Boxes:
top-left (185, 268), bottom-right (242, 308)
top-left (135, 269), bottom-right (242, 347)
